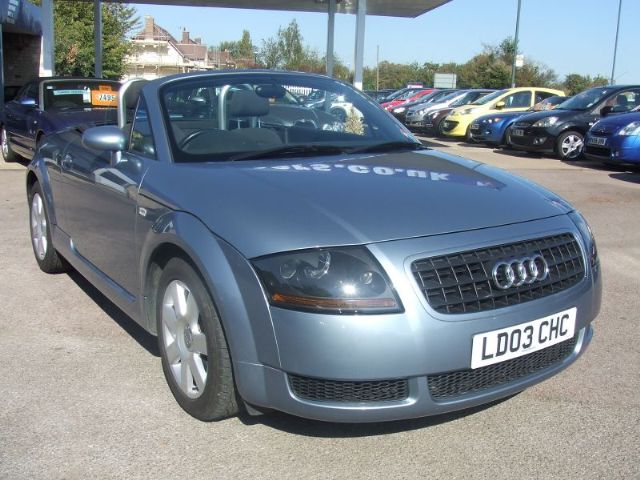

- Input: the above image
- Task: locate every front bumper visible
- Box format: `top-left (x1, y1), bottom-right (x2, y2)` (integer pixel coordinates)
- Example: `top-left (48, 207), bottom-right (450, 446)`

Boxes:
top-left (469, 122), bottom-right (504, 145)
top-left (509, 126), bottom-right (556, 153)
top-left (231, 215), bottom-right (601, 422)
top-left (584, 135), bottom-right (640, 165)
top-left (442, 115), bottom-right (473, 137)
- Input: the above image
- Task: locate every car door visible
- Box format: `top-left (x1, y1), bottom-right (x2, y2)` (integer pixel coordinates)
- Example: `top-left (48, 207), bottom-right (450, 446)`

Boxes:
top-left (59, 98), bottom-right (155, 297)
top-left (4, 82), bottom-right (38, 157)
top-left (499, 90), bottom-right (533, 112)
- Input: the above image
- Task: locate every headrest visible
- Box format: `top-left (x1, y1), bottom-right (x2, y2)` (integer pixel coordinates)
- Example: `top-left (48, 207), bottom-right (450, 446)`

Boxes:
top-left (124, 81), bottom-right (147, 109)
top-left (228, 90), bottom-right (269, 117)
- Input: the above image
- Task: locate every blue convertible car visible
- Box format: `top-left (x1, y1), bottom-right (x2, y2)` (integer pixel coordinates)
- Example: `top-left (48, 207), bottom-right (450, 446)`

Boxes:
top-left (1, 77), bottom-right (119, 162)
top-left (27, 71), bottom-right (601, 422)
top-left (584, 107), bottom-right (640, 166)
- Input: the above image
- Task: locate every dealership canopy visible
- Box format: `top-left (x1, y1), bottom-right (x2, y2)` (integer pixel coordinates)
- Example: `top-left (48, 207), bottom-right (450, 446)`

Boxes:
top-left (38, 0), bottom-right (450, 89)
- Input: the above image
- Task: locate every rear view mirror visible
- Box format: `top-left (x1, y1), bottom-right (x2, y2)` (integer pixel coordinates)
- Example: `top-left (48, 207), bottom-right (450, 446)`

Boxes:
top-left (82, 125), bottom-right (126, 152)
top-left (600, 106), bottom-right (613, 117)
top-left (495, 101), bottom-right (505, 110)
top-left (19, 97), bottom-right (37, 107)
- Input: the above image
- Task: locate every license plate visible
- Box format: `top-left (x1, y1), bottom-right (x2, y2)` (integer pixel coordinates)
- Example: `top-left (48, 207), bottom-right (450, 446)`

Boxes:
top-left (470, 124), bottom-right (480, 130)
top-left (512, 128), bottom-right (524, 136)
top-left (588, 136), bottom-right (607, 146)
top-left (471, 307), bottom-right (576, 369)
top-left (424, 123), bottom-right (433, 128)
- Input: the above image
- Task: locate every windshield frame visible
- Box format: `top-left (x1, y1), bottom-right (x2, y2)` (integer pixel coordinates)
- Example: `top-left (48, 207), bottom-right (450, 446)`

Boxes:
top-left (159, 72), bottom-right (421, 164)
top-left (470, 89), bottom-right (507, 106)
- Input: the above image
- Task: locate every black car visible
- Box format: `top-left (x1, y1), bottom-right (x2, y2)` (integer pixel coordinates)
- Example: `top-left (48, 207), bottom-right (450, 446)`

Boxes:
top-left (508, 85), bottom-right (640, 160)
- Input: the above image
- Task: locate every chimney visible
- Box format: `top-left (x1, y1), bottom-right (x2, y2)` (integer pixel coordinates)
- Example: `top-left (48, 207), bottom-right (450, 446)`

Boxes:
top-left (182, 29), bottom-right (190, 44)
top-left (144, 15), bottom-right (154, 39)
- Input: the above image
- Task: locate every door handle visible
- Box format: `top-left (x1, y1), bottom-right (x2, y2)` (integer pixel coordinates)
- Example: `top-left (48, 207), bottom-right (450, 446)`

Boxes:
top-left (61, 154), bottom-right (73, 170)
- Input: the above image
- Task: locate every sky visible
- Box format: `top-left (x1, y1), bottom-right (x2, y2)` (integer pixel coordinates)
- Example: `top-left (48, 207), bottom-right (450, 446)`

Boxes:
top-left (130, 0), bottom-right (639, 83)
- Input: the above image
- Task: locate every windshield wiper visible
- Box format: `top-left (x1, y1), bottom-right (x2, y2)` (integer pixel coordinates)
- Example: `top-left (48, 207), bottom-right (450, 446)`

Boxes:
top-left (228, 144), bottom-right (347, 161)
top-left (345, 141), bottom-right (427, 154)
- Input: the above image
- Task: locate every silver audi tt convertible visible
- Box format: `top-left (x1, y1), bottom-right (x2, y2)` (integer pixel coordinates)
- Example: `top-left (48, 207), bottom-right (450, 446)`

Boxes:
top-left (27, 71), bottom-right (601, 422)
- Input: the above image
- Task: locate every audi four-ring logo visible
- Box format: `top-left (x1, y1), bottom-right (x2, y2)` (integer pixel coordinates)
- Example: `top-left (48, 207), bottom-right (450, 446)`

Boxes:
top-left (491, 254), bottom-right (550, 290)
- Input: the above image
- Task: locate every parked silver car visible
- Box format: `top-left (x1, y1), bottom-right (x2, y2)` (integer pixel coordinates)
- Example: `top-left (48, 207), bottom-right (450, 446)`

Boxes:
top-left (27, 71), bottom-right (601, 423)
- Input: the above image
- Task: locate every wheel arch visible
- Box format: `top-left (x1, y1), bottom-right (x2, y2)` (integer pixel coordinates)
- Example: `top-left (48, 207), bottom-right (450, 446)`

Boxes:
top-left (139, 212), bottom-right (280, 372)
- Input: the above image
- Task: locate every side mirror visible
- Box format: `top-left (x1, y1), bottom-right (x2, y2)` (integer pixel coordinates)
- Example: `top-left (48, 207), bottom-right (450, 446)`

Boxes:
top-left (495, 101), bottom-right (505, 110)
top-left (600, 106), bottom-right (613, 117)
top-left (19, 97), bottom-right (37, 107)
top-left (82, 125), bottom-right (126, 152)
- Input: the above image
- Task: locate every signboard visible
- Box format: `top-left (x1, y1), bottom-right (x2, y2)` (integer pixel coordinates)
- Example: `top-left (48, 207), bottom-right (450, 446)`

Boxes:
top-left (515, 55), bottom-right (524, 68)
top-left (434, 73), bottom-right (457, 89)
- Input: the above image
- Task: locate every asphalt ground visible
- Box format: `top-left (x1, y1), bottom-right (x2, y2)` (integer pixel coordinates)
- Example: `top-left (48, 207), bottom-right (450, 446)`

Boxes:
top-left (1, 139), bottom-right (639, 479)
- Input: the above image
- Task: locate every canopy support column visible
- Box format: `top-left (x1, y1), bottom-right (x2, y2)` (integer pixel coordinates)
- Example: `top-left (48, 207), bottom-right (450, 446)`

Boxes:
top-left (353, 0), bottom-right (366, 90)
top-left (326, 0), bottom-right (336, 77)
top-left (94, 0), bottom-right (103, 78)
top-left (40, 0), bottom-right (54, 76)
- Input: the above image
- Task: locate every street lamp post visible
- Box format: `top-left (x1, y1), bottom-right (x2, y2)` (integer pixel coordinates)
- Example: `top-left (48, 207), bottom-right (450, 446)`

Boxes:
top-left (610, 0), bottom-right (623, 85)
top-left (510, 0), bottom-right (522, 88)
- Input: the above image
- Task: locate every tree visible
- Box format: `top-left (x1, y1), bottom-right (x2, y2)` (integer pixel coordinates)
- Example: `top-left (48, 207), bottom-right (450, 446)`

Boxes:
top-left (562, 74), bottom-right (609, 95)
top-left (217, 30), bottom-right (255, 65)
top-left (52, 2), bottom-right (138, 79)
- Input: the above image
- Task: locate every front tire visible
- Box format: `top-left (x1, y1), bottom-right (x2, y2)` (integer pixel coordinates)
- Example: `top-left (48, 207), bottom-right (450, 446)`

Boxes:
top-left (157, 257), bottom-right (238, 421)
top-left (28, 182), bottom-right (68, 273)
top-left (2, 126), bottom-right (19, 162)
top-left (556, 130), bottom-right (584, 160)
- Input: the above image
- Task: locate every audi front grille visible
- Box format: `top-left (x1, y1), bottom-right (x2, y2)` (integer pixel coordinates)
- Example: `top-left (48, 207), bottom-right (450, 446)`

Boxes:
top-left (411, 233), bottom-right (585, 314)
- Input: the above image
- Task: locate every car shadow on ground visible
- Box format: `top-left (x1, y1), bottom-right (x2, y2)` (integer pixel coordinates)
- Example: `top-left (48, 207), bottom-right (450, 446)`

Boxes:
top-left (236, 395), bottom-right (517, 437)
top-left (491, 148), bottom-right (547, 159)
top-left (67, 270), bottom-right (160, 357)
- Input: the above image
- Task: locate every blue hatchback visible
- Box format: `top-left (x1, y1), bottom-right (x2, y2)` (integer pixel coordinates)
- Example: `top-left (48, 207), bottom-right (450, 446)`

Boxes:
top-left (585, 108), bottom-right (640, 166)
top-left (470, 96), bottom-right (567, 147)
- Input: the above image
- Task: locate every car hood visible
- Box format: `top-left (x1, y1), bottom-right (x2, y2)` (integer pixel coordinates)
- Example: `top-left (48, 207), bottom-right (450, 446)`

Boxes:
top-left (45, 108), bottom-right (118, 129)
top-left (147, 149), bottom-right (572, 258)
top-left (475, 111), bottom-right (528, 122)
top-left (591, 112), bottom-right (640, 132)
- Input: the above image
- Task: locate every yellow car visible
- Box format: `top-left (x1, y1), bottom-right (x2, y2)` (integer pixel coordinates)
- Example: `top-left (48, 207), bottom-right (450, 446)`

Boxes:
top-left (441, 87), bottom-right (565, 139)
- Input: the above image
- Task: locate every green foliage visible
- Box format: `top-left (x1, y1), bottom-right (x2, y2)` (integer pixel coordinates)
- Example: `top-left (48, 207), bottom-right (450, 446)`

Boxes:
top-left (344, 108), bottom-right (364, 135)
top-left (562, 74), bottom-right (609, 95)
top-left (256, 19), bottom-right (348, 75)
top-left (217, 30), bottom-right (255, 62)
top-left (53, 2), bottom-right (138, 79)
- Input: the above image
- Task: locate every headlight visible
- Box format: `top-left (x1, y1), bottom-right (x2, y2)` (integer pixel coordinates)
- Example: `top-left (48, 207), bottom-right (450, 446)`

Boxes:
top-left (394, 107), bottom-right (406, 113)
top-left (568, 211), bottom-right (598, 269)
top-left (460, 108), bottom-right (477, 115)
top-left (253, 247), bottom-right (402, 314)
top-left (532, 116), bottom-right (559, 128)
top-left (618, 121), bottom-right (640, 136)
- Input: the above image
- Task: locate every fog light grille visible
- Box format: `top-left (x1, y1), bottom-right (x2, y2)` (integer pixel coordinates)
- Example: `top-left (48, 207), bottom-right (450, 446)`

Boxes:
top-left (288, 375), bottom-right (409, 403)
top-left (428, 335), bottom-right (578, 400)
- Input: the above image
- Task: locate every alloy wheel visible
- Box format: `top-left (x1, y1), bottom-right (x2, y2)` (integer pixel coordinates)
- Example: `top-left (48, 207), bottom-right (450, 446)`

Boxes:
top-left (30, 193), bottom-right (48, 260)
top-left (1, 128), bottom-right (8, 158)
top-left (161, 280), bottom-right (208, 399)
top-left (561, 134), bottom-right (583, 159)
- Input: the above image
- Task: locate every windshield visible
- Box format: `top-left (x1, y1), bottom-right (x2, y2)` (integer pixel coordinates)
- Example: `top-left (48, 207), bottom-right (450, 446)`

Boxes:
top-left (471, 89), bottom-right (507, 106)
top-left (43, 79), bottom-right (120, 109)
top-left (161, 73), bottom-right (421, 163)
top-left (556, 88), bottom-right (613, 111)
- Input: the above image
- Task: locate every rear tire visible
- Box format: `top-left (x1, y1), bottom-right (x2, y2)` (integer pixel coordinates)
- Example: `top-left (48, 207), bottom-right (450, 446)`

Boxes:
top-left (157, 257), bottom-right (238, 421)
top-left (28, 182), bottom-right (68, 273)
top-left (436, 119), bottom-right (447, 138)
top-left (1, 126), bottom-right (19, 162)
